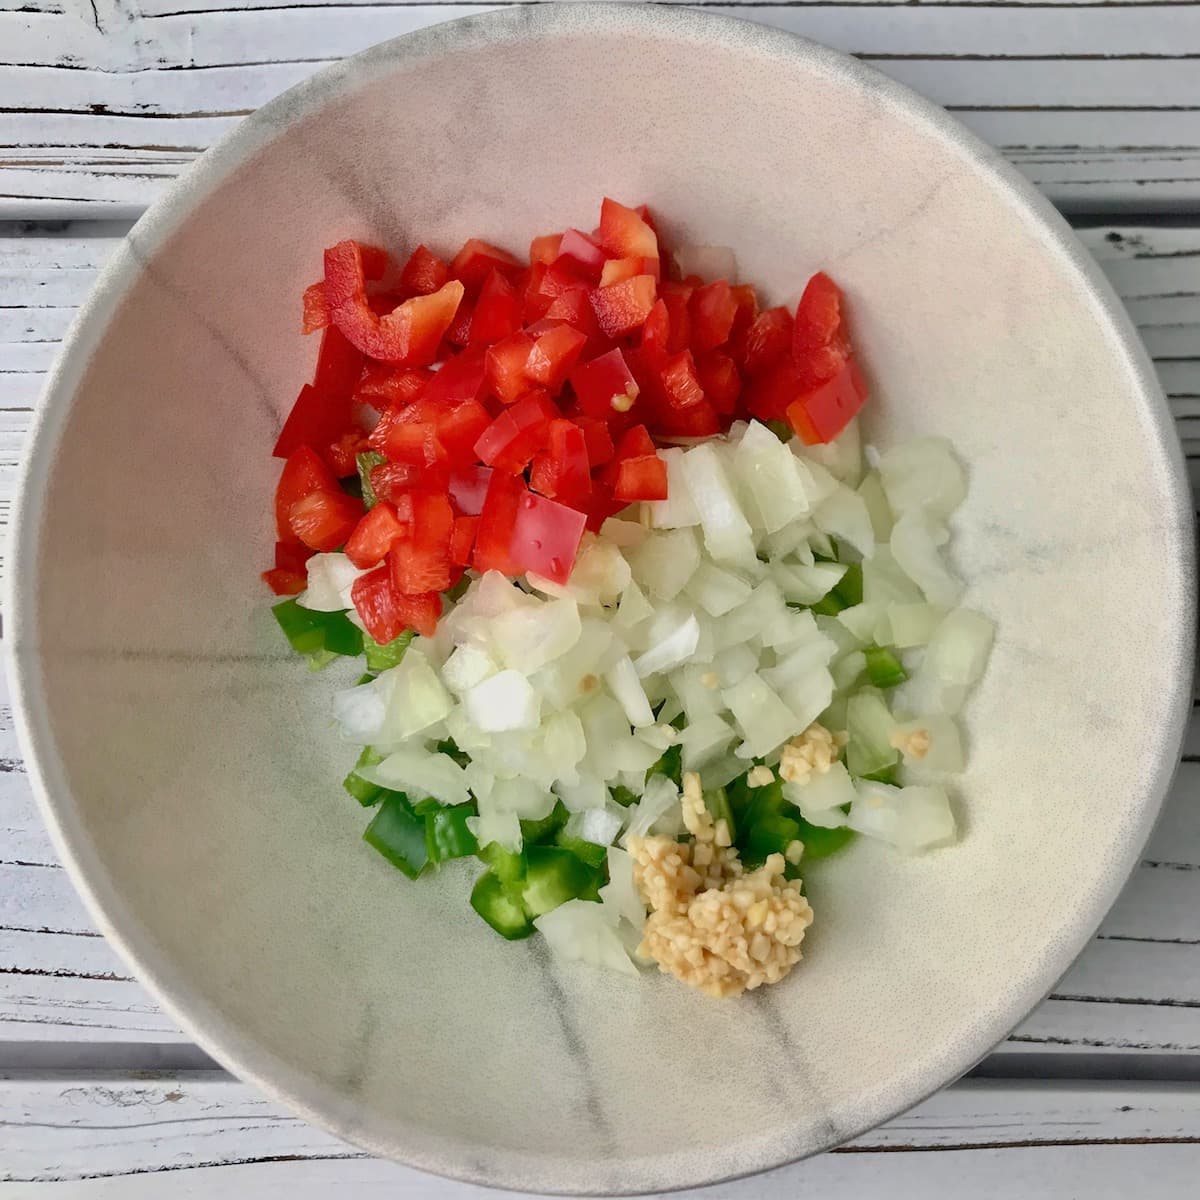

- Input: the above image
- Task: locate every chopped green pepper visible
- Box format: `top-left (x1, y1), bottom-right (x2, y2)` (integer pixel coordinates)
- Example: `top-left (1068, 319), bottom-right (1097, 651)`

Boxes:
top-left (425, 804), bottom-right (479, 864)
top-left (519, 800), bottom-right (569, 845)
top-left (864, 645), bottom-right (907, 689)
top-left (609, 785), bottom-right (639, 808)
top-left (795, 819), bottom-right (856, 860)
top-left (765, 419), bottom-right (793, 443)
top-left (434, 737), bottom-right (471, 769)
top-left (648, 743), bottom-right (682, 786)
top-left (356, 450), bottom-right (387, 509)
top-left (554, 832), bottom-right (608, 870)
top-left (704, 786), bottom-right (737, 842)
top-left (272, 598), bottom-right (363, 662)
top-left (810, 561), bottom-right (863, 615)
top-left (470, 871), bottom-right (534, 940)
top-left (343, 745), bottom-right (385, 807)
top-left (522, 846), bottom-right (597, 916)
top-left (741, 813), bottom-right (802, 869)
top-left (861, 763), bottom-right (902, 787)
top-left (364, 629), bottom-right (412, 672)
top-left (477, 842), bottom-right (526, 890)
top-left (363, 793), bottom-right (428, 879)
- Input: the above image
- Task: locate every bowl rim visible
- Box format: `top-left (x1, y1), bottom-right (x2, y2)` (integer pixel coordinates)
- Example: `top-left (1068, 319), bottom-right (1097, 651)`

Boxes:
top-left (7, 3), bottom-right (1196, 1194)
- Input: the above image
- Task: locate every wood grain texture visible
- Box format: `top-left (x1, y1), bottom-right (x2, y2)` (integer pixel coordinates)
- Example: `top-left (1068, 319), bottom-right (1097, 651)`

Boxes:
top-left (2, 1075), bottom-right (1200, 1189)
top-left (3, 1), bottom-right (1200, 214)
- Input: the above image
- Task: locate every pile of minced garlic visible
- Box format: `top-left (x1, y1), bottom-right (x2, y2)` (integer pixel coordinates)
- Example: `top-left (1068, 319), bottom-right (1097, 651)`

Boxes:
top-left (628, 771), bottom-right (814, 998)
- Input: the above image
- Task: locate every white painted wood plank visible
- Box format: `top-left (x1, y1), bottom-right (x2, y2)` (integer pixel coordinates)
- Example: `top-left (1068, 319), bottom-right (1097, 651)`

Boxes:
top-left (5, 3), bottom-right (1200, 212)
top-left (2, 1076), bottom-right (1199, 1190)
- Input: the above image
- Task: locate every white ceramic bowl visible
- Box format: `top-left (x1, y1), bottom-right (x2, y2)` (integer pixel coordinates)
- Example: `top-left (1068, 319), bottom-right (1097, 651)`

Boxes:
top-left (9, 4), bottom-right (1195, 1195)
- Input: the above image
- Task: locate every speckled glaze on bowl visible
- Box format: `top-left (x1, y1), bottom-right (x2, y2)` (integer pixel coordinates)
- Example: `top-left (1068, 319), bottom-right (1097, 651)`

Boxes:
top-left (8, 4), bottom-right (1195, 1195)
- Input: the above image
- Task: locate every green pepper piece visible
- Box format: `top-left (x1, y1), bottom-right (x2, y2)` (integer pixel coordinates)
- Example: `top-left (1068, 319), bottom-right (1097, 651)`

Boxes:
top-left (364, 629), bottom-right (413, 672)
top-left (554, 832), bottom-right (608, 870)
top-left (740, 778), bottom-right (787, 834)
top-left (434, 737), bottom-right (471, 769)
top-left (861, 763), bottom-right (902, 787)
top-left (410, 796), bottom-right (443, 816)
top-left (363, 793), bottom-right (429, 879)
top-left (425, 803), bottom-right (479, 864)
top-left (704, 786), bottom-right (737, 843)
top-left (522, 845), bottom-right (597, 916)
top-left (810, 561), bottom-right (863, 615)
top-left (609, 785), bottom-right (639, 808)
top-left (320, 613), bottom-right (364, 658)
top-left (765, 419), bottom-right (793, 443)
top-left (741, 813), bottom-right (802, 869)
top-left (864, 645), bottom-right (907, 689)
top-left (272, 599), bottom-right (329, 656)
top-left (343, 745), bottom-right (385, 807)
top-left (795, 819), bottom-right (856, 860)
top-left (356, 451), bottom-right (387, 509)
top-left (519, 800), bottom-right (569, 846)
top-left (470, 871), bottom-right (534, 940)
top-left (648, 743), bottom-right (682, 786)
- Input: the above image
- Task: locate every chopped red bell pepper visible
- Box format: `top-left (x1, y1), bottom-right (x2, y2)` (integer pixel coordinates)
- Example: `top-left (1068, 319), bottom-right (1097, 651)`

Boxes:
top-left (275, 540), bottom-right (314, 573)
top-left (288, 488), bottom-right (364, 552)
top-left (590, 275), bottom-right (658, 338)
top-left (556, 229), bottom-right (609, 281)
top-left (273, 383), bottom-right (351, 467)
top-left (690, 279), bottom-right (737, 353)
top-left (599, 256), bottom-right (661, 287)
top-left (543, 285), bottom-right (604, 342)
top-left (344, 499), bottom-right (407, 569)
top-left (326, 429), bottom-right (367, 477)
top-left (660, 282), bottom-right (694, 354)
top-left (436, 399), bottom-right (491, 461)
top-left (473, 469), bottom-right (524, 576)
top-left (470, 270), bottom-right (522, 344)
top-left (525, 323), bottom-right (587, 393)
top-left (570, 348), bottom-right (640, 422)
top-left (598, 198), bottom-right (659, 259)
top-left (263, 566), bottom-right (308, 595)
top-left (529, 233), bottom-right (563, 265)
top-left (302, 282), bottom-right (329, 334)
top-left (389, 490), bottom-right (455, 592)
top-left (613, 453), bottom-right (668, 502)
top-left (451, 238), bottom-right (523, 291)
top-left (275, 446), bottom-right (340, 544)
top-left (370, 460), bottom-right (442, 503)
top-left (355, 364), bottom-right (433, 407)
top-left (444, 295), bottom-right (473, 346)
top-left (572, 415), bottom-right (615, 467)
top-left (785, 356), bottom-right (869, 445)
top-left (450, 514), bottom-right (479, 566)
top-left (639, 298), bottom-right (671, 367)
top-left (448, 463), bottom-right (493, 516)
top-left (485, 331), bottom-right (536, 405)
top-left (793, 271), bottom-right (843, 356)
top-left (695, 350), bottom-right (741, 415)
top-left (351, 566), bottom-right (440, 643)
top-left (423, 344), bottom-right (488, 408)
top-left (510, 489), bottom-right (587, 585)
top-left (382, 421), bottom-right (446, 467)
top-left (530, 419), bottom-right (591, 507)
top-left (660, 350), bottom-right (706, 412)
top-left (739, 306), bottom-right (793, 377)
top-left (400, 245), bottom-right (450, 296)
top-left (474, 390), bottom-right (557, 473)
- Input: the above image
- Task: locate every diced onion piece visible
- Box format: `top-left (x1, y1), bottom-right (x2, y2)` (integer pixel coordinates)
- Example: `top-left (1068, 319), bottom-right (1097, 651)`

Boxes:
top-left (627, 526), bottom-right (701, 600)
top-left (783, 760), bottom-right (857, 814)
top-left (555, 773), bottom-right (608, 812)
top-left (761, 521), bottom-right (817, 564)
top-left (679, 713), bottom-right (737, 770)
top-left (621, 774), bottom-right (681, 845)
top-left (599, 846), bottom-right (646, 927)
top-left (846, 689), bottom-right (898, 777)
top-left (802, 418), bottom-right (863, 487)
top-left (541, 709), bottom-right (587, 785)
top-left (862, 546), bottom-right (924, 605)
top-left (464, 669), bottom-right (541, 732)
top-left (892, 715), bottom-right (965, 774)
top-left (614, 578), bottom-right (654, 632)
top-left (857, 469), bottom-right (894, 542)
top-left (849, 781), bottom-right (956, 854)
top-left (674, 243), bottom-right (737, 281)
top-left (298, 553), bottom-right (365, 612)
top-left (678, 442), bottom-right (757, 569)
top-left (489, 776), bottom-right (556, 819)
top-left (832, 650), bottom-right (866, 691)
top-left (734, 420), bottom-right (813, 534)
top-left (891, 512), bottom-right (962, 606)
top-left (633, 614), bottom-right (700, 677)
top-left (923, 609), bottom-right (995, 687)
top-left (564, 806), bottom-right (625, 847)
top-left (684, 561), bottom-right (753, 617)
top-left (361, 747), bottom-right (470, 806)
top-left (535, 900), bottom-right (639, 977)
top-left (599, 517), bottom-right (649, 548)
top-left (878, 437), bottom-right (966, 519)
top-left (814, 483), bottom-right (875, 560)
top-left (490, 596), bottom-right (582, 673)
top-left (468, 801), bottom-right (522, 853)
top-left (605, 655), bottom-right (655, 728)
top-left (332, 675), bottom-right (392, 744)
top-left (772, 561), bottom-right (847, 606)
top-left (441, 644), bottom-right (498, 694)
top-left (791, 456), bottom-right (840, 508)
top-left (723, 675), bottom-right (799, 759)
top-left (882, 602), bottom-right (947, 649)
top-left (712, 644), bottom-right (759, 686)
top-left (836, 602), bottom-right (888, 646)
top-left (648, 447), bottom-right (702, 529)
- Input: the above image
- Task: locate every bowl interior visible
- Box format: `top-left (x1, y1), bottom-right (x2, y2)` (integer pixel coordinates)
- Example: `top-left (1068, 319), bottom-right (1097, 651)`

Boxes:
top-left (11, 6), bottom-right (1193, 1195)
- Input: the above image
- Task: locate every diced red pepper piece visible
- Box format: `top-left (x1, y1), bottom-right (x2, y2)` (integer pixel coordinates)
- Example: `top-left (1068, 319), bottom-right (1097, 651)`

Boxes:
top-left (785, 357), bottom-right (869, 445)
top-left (312, 324), bottom-right (364, 402)
top-left (570, 348), bottom-right (640, 422)
top-left (573, 415), bottom-right (615, 467)
top-left (530, 419), bottom-right (591, 507)
top-left (660, 350), bottom-right (705, 411)
top-left (387, 422), bottom-right (447, 467)
top-left (350, 564), bottom-right (412, 648)
top-left (450, 515), bottom-right (479, 566)
top-left (358, 245), bottom-right (390, 280)
top-left (584, 481), bottom-right (624, 533)
top-left (690, 279), bottom-right (737, 353)
top-left (530, 233), bottom-right (563, 265)
top-left (598, 198), bottom-right (658, 259)
top-left (302, 282), bottom-right (329, 334)
top-left (370, 460), bottom-right (442, 504)
top-left (355, 364), bottom-right (433, 407)
top-left (589, 275), bottom-right (657, 338)
top-left (793, 271), bottom-right (843, 356)
top-left (344, 500), bottom-right (407, 569)
top-left (275, 540), bottom-right (314, 573)
top-left (655, 398), bottom-right (721, 438)
top-left (422, 344), bottom-right (488, 409)
top-left (444, 295), bottom-right (473, 347)
top-left (613, 453), bottom-right (668, 502)
top-left (273, 383), bottom-right (350, 466)
top-left (388, 490), bottom-right (455, 592)
top-left (510, 489), bottom-right (587, 585)
top-left (470, 270), bottom-right (522, 344)
top-left (612, 424), bottom-right (656, 461)
top-left (288, 488), bottom-right (364, 552)
top-left (275, 446), bottom-right (340, 544)
top-left (400, 245), bottom-right (450, 296)
top-left (742, 358), bottom-right (800, 423)
top-left (556, 228), bottom-right (610, 281)
top-left (448, 463), bottom-right (493, 517)
top-left (696, 350), bottom-right (741, 415)
top-left (599, 256), bottom-right (660, 287)
top-left (485, 331), bottom-right (537, 405)
top-left (640, 298), bottom-right (671, 367)
top-left (473, 469), bottom-right (524, 576)
top-left (739, 306), bottom-right (794, 377)
top-left (263, 566), bottom-right (307, 595)
top-left (474, 390), bottom-right (557, 474)
top-left (544, 285), bottom-right (605, 342)
top-left (324, 240), bottom-right (464, 364)
top-left (525, 323), bottom-right (587, 395)
top-left (660, 282), bottom-right (694, 354)
top-left (450, 238), bottom-right (523, 292)
top-left (436, 399), bottom-right (491, 461)
top-left (326, 429), bottom-right (367, 477)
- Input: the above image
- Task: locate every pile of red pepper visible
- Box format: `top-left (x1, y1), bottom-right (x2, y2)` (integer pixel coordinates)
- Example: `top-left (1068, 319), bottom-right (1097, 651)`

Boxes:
top-left (265, 198), bottom-right (868, 644)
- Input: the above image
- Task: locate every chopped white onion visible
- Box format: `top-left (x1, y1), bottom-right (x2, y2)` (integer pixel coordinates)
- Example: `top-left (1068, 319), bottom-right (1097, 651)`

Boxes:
top-left (633, 613), bottom-right (700, 677)
top-left (648, 447), bottom-right (702, 529)
top-left (298, 553), bottom-right (365, 613)
top-left (723, 675), bottom-right (799, 759)
top-left (678, 442), bottom-right (757, 569)
top-left (605, 655), bottom-right (655, 728)
top-left (813, 483), bottom-right (875, 560)
top-left (599, 846), bottom-right (646, 928)
top-left (360, 747), bottom-right (470, 806)
top-left (621, 774), bottom-right (681, 845)
top-left (848, 781), bottom-right (956, 854)
top-left (464, 670), bottom-right (541, 733)
top-left (891, 512), bottom-right (963, 607)
top-left (534, 900), bottom-right (639, 977)
top-left (878, 437), bottom-right (966, 519)
top-left (627, 526), bottom-right (701, 600)
top-left (734, 421), bottom-right (813, 534)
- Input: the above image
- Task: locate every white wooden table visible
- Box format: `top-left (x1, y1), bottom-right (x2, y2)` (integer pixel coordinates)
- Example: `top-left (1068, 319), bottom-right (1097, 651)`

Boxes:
top-left (2, 1), bottom-right (1200, 1194)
